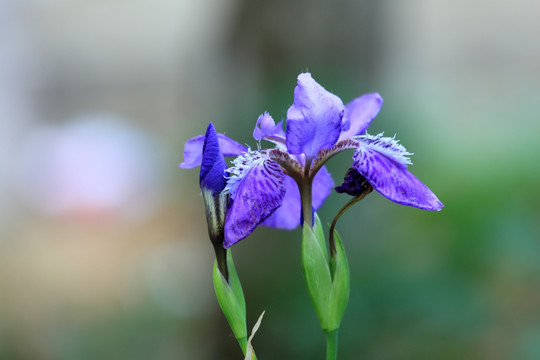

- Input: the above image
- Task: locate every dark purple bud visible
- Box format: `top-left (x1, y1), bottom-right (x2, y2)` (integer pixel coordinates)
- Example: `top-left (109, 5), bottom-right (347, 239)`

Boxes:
top-left (200, 123), bottom-right (228, 194)
top-left (199, 123), bottom-right (230, 278)
top-left (335, 168), bottom-right (372, 197)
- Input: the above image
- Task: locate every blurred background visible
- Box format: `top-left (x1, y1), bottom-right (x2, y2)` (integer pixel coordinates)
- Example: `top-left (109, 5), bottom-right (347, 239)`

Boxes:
top-left (1, 0), bottom-right (539, 359)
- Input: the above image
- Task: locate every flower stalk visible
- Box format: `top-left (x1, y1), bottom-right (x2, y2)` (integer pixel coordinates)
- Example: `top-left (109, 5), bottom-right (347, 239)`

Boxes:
top-left (329, 187), bottom-right (372, 257)
top-left (325, 329), bottom-right (338, 360)
top-left (300, 178), bottom-right (313, 228)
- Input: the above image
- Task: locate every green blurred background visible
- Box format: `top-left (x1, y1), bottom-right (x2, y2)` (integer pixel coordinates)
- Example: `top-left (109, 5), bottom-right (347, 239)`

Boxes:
top-left (1, 1), bottom-right (539, 359)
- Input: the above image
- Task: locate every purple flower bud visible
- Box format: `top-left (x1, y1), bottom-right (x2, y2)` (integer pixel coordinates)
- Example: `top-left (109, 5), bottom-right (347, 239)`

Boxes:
top-left (335, 168), bottom-right (372, 197)
top-left (200, 123), bottom-right (228, 194)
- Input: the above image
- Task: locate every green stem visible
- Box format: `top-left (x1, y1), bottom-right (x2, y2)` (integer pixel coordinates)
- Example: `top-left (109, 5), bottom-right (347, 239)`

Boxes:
top-left (329, 187), bottom-right (373, 257)
top-left (300, 179), bottom-right (313, 228)
top-left (301, 158), bottom-right (314, 228)
top-left (328, 197), bottom-right (358, 257)
top-left (325, 329), bottom-right (338, 360)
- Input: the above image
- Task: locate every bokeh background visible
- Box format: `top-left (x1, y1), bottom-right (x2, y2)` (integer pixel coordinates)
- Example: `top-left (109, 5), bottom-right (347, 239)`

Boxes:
top-left (1, 1), bottom-right (540, 359)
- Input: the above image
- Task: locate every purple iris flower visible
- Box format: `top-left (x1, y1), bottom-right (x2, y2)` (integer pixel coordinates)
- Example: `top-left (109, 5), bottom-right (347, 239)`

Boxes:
top-left (181, 73), bottom-right (443, 249)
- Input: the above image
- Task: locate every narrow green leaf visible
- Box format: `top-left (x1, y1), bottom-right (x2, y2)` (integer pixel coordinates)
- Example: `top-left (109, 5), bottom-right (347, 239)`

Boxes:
top-left (327, 230), bottom-right (350, 331)
top-left (213, 260), bottom-right (247, 340)
top-left (313, 212), bottom-right (329, 262)
top-left (227, 250), bottom-right (246, 315)
top-left (302, 225), bottom-right (332, 330)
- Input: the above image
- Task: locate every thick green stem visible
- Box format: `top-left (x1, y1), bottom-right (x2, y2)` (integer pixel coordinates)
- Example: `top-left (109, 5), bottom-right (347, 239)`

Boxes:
top-left (325, 330), bottom-right (338, 360)
top-left (300, 179), bottom-right (313, 228)
top-left (301, 158), bottom-right (314, 228)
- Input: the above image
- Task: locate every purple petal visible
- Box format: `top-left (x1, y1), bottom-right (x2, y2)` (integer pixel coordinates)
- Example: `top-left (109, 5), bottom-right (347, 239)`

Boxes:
top-left (261, 165), bottom-right (334, 229)
top-left (352, 134), bottom-right (443, 211)
top-left (199, 123), bottom-right (227, 193)
top-left (253, 112), bottom-right (286, 142)
top-left (339, 93), bottom-right (383, 140)
top-left (224, 151), bottom-right (286, 247)
top-left (180, 132), bottom-right (247, 169)
top-left (286, 73), bottom-right (345, 159)
top-left (312, 165), bottom-right (334, 210)
top-left (261, 176), bottom-right (301, 229)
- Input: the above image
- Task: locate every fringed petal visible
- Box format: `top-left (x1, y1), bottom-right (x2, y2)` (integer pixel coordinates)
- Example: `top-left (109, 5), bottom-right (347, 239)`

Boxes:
top-left (224, 151), bottom-right (286, 247)
top-left (352, 134), bottom-right (443, 211)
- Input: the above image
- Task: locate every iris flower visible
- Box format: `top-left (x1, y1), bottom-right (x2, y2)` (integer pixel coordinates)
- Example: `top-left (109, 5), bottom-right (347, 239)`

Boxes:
top-left (181, 73), bottom-right (443, 248)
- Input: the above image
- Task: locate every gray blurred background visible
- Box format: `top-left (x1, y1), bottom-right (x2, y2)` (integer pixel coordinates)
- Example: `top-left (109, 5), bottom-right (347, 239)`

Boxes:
top-left (1, 1), bottom-right (539, 359)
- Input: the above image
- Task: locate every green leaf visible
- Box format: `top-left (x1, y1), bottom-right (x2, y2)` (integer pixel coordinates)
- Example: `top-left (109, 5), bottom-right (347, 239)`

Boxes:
top-left (327, 230), bottom-right (350, 331)
top-left (302, 224), bottom-right (332, 330)
top-left (213, 259), bottom-right (247, 340)
top-left (227, 250), bottom-right (246, 315)
top-left (313, 213), bottom-right (329, 262)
